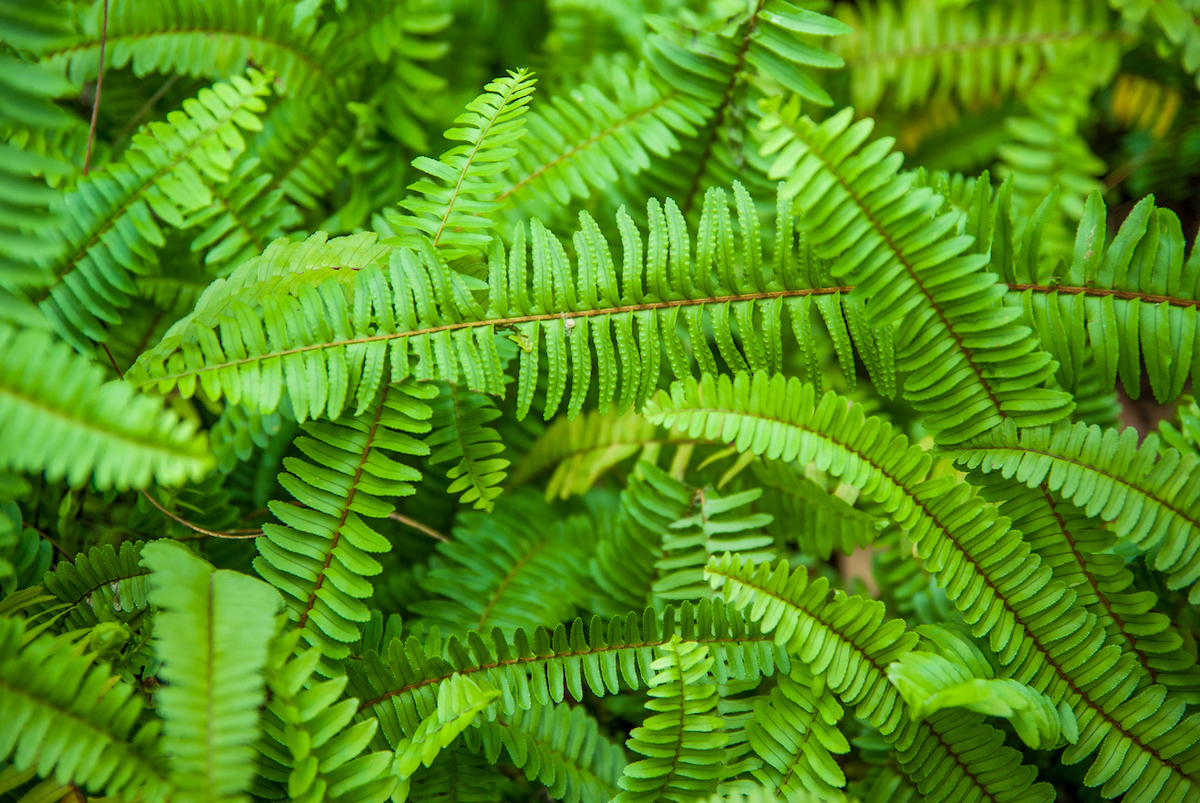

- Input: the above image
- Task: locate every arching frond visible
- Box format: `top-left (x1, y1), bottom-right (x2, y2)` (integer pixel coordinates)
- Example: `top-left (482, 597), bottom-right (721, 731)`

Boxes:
top-left (388, 70), bottom-right (537, 259)
top-left (0, 325), bottom-right (213, 490)
top-left (254, 379), bottom-right (434, 670)
top-left (142, 540), bottom-right (281, 803)
top-left (760, 102), bottom-right (1073, 442)
top-left (0, 617), bottom-right (171, 799)
top-left (129, 183), bottom-right (891, 422)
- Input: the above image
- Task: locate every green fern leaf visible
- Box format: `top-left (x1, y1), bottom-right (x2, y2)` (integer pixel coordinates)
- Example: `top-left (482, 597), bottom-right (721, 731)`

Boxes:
top-left (0, 324), bottom-right (213, 489)
top-left (142, 540), bottom-right (281, 803)
top-left (427, 383), bottom-right (509, 511)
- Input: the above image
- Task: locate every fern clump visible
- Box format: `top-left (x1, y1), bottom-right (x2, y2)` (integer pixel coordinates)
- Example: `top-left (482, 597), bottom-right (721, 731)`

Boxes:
top-left (3, 1), bottom-right (1200, 802)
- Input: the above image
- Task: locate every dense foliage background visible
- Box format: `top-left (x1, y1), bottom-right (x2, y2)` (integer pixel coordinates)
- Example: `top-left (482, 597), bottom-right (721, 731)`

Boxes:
top-left (3, 1), bottom-right (1200, 802)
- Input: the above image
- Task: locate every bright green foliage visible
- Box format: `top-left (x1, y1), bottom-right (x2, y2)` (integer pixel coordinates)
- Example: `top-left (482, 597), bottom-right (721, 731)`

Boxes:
top-left (616, 637), bottom-right (728, 802)
top-left (0, 324), bottom-right (213, 489)
top-left (888, 625), bottom-right (1077, 750)
top-left (256, 379), bottom-right (434, 668)
top-left (5, 2), bottom-right (1200, 803)
top-left (390, 70), bottom-right (537, 259)
top-left (0, 616), bottom-right (170, 799)
top-left (761, 102), bottom-right (1073, 442)
top-left (142, 540), bottom-right (281, 803)
top-left (33, 71), bottom-right (272, 350)
top-left (476, 702), bottom-right (627, 803)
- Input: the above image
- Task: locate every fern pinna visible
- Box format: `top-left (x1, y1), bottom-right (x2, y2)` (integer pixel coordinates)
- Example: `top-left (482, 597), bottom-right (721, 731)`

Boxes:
top-left (3, 1), bottom-right (1200, 802)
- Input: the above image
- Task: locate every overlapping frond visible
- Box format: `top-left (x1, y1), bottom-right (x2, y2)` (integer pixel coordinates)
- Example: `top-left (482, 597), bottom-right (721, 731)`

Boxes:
top-left (255, 379), bottom-right (434, 669)
top-left (257, 632), bottom-right (396, 803)
top-left (388, 70), bottom-right (537, 259)
top-left (951, 421), bottom-right (1200, 604)
top-left (411, 491), bottom-right (594, 638)
top-left (760, 102), bottom-right (1073, 442)
top-left (29, 71), bottom-right (271, 350)
top-left (649, 371), bottom-right (1200, 802)
top-left (615, 637), bottom-right (727, 802)
top-left (1000, 191), bottom-right (1200, 403)
top-left (0, 325), bottom-right (213, 489)
top-left (129, 183), bottom-right (892, 422)
top-left (0, 617), bottom-right (171, 799)
top-left (349, 600), bottom-right (786, 750)
top-left (475, 701), bottom-right (626, 803)
top-left (142, 540), bottom-right (281, 803)
top-left (35, 541), bottom-right (149, 632)
top-left (427, 383), bottom-right (508, 510)
top-left (708, 555), bottom-right (1055, 803)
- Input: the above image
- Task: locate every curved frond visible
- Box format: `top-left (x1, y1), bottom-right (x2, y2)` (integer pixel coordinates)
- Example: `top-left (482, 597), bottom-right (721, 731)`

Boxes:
top-left (254, 379), bottom-right (434, 670)
top-left (35, 542), bottom-right (149, 633)
top-left (427, 383), bottom-right (509, 511)
top-left (142, 540), bottom-right (281, 803)
top-left (392, 675), bottom-right (500, 796)
top-left (760, 103), bottom-right (1073, 442)
top-left (0, 325), bottom-right (213, 490)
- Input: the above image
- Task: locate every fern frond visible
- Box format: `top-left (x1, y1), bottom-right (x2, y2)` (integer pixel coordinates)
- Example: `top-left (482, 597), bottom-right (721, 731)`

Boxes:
top-left (1001, 190), bottom-right (1200, 403)
top-left (1109, 0), bottom-right (1200, 89)
top-left (615, 637), bottom-right (727, 803)
top-left (0, 617), bottom-right (170, 799)
top-left (654, 372), bottom-right (1200, 803)
top-left (40, 0), bottom-right (335, 95)
top-left (255, 378), bottom-right (434, 670)
top-left (745, 664), bottom-right (849, 800)
top-left (410, 491), bottom-right (594, 638)
top-left (130, 182), bottom-right (891, 422)
top-left (760, 102), bottom-right (1074, 442)
top-left (834, 0), bottom-right (1120, 111)
top-left (30, 70), bottom-right (271, 350)
top-left (0, 325), bottom-right (213, 489)
top-left (392, 675), bottom-right (501, 799)
top-left (34, 542), bottom-right (149, 633)
top-left (888, 625), bottom-right (1077, 749)
top-left (142, 540), bottom-right (280, 803)
top-left (257, 632), bottom-right (397, 803)
top-left (389, 70), bottom-right (537, 259)
top-left (707, 555), bottom-right (1055, 803)
top-left (475, 701), bottom-right (626, 803)
top-left (975, 473), bottom-right (1200, 702)
top-left (405, 745), bottom-right (508, 803)
top-left (510, 410), bottom-right (679, 498)
top-left (950, 421), bottom-right (1200, 603)
top-left (0, 501), bottom-right (50, 597)
top-left (253, 86), bottom-right (355, 210)
top-left (427, 383), bottom-right (509, 511)
top-left (350, 599), bottom-right (786, 748)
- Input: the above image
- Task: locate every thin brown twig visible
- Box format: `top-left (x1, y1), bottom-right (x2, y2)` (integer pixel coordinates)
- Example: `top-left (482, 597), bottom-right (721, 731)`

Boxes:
top-left (388, 511), bottom-right (449, 543)
top-left (83, 0), bottom-right (110, 176)
top-left (141, 491), bottom-right (264, 540)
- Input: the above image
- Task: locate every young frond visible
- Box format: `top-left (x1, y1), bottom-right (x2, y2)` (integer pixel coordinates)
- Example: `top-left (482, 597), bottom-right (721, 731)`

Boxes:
top-left (392, 675), bottom-right (501, 796)
top-left (255, 379), bottom-right (434, 670)
top-left (389, 69), bottom-right (537, 259)
top-left (142, 541), bottom-right (281, 803)
top-left (30, 70), bottom-right (271, 351)
top-left (760, 102), bottom-right (1073, 442)
top-left (615, 637), bottom-right (728, 803)
top-left (0, 617), bottom-right (171, 800)
top-left (0, 325), bottom-right (213, 490)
